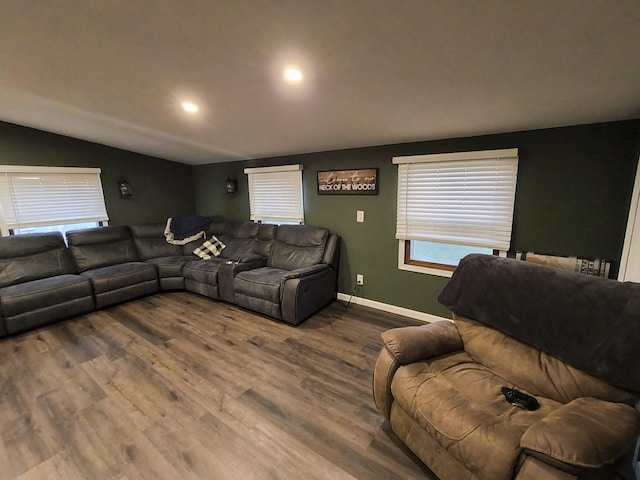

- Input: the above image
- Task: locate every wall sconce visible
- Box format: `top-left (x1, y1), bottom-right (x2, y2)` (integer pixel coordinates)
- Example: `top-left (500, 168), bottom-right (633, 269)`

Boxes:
top-left (225, 177), bottom-right (238, 194)
top-left (118, 177), bottom-right (133, 198)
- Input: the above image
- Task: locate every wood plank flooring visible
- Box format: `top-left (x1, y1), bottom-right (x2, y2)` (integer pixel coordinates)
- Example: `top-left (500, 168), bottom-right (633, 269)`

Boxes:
top-left (0, 292), bottom-right (437, 479)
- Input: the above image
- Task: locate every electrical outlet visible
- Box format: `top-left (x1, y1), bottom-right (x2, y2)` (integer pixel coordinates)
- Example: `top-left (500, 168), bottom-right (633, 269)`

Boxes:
top-left (356, 274), bottom-right (364, 285)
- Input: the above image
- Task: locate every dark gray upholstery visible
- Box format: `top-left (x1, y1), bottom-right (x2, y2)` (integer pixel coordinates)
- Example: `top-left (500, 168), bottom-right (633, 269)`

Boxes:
top-left (130, 223), bottom-right (185, 259)
top-left (0, 232), bottom-right (94, 335)
top-left (234, 225), bottom-right (341, 325)
top-left (67, 225), bottom-right (140, 272)
top-left (183, 222), bottom-right (276, 302)
top-left (0, 221), bottom-right (339, 337)
top-left (267, 225), bottom-right (328, 270)
top-left (0, 232), bottom-right (77, 287)
top-left (130, 223), bottom-right (200, 291)
top-left (1, 275), bottom-right (94, 335)
top-left (67, 226), bottom-right (159, 308)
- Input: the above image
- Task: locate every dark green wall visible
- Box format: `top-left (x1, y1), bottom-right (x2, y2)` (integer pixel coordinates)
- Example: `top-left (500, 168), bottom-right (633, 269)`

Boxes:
top-left (3, 119), bottom-right (638, 318)
top-left (194, 121), bottom-right (640, 317)
top-left (0, 122), bottom-right (195, 225)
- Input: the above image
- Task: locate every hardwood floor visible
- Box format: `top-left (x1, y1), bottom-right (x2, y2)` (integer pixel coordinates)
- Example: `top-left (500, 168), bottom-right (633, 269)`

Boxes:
top-left (0, 292), bottom-right (437, 480)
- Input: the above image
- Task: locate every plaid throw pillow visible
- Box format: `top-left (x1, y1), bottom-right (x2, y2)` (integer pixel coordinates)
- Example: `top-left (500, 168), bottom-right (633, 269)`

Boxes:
top-left (193, 235), bottom-right (226, 259)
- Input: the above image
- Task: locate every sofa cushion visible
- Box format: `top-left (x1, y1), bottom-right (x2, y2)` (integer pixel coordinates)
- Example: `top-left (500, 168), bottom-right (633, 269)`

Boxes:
top-left (455, 317), bottom-right (637, 405)
top-left (183, 259), bottom-right (228, 285)
top-left (267, 225), bottom-right (328, 271)
top-left (67, 225), bottom-right (140, 272)
top-left (0, 232), bottom-right (76, 287)
top-left (145, 256), bottom-right (194, 278)
top-left (0, 274), bottom-right (95, 335)
top-left (391, 350), bottom-right (561, 480)
top-left (80, 262), bottom-right (157, 294)
top-left (233, 267), bottom-right (286, 304)
top-left (0, 274), bottom-right (93, 318)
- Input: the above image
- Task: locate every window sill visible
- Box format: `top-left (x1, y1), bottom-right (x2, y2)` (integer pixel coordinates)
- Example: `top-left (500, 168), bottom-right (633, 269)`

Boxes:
top-left (397, 240), bottom-right (454, 278)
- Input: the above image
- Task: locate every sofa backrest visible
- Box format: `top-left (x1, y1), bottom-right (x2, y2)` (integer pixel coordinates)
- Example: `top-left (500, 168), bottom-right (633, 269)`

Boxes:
top-left (218, 221), bottom-right (259, 260)
top-left (255, 224), bottom-right (278, 258)
top-left (67, 225), bottom-right (140, 272)
top-left (130, 223), bottom-right (185, 260)
top-left (0, 232), bottom-right (76, 287)
top-left (267, 225), bottom-right (329, 271)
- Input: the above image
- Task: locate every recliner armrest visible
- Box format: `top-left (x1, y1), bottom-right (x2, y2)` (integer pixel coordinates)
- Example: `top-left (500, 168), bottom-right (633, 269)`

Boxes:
top-left (373, 321), bottom-right (463, 418)
top-left (232, 253), bottom-right (264, 263)
top-left (281, 264), bottom-right (329, 281)
top-left (381, 321), bottom-right (463, 365)
top-left (521, 397), bottom-right (640, 472)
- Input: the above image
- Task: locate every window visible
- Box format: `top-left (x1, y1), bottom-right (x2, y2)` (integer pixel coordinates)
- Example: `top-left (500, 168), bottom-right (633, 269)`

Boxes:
top-left (0, 166), bottom-right (109, 237)
top-left (394, 148), bottom-right (518, 276)
top-left (244, 164), bottom-right (304, 224)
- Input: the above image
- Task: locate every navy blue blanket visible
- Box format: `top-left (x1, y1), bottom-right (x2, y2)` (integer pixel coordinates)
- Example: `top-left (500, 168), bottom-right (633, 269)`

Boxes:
top-left (164, 216), bottom-right (211, 244)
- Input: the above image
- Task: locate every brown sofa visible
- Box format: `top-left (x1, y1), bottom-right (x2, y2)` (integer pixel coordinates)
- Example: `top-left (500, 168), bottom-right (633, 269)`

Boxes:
top-left (373, 254), bottom-right (640, 480)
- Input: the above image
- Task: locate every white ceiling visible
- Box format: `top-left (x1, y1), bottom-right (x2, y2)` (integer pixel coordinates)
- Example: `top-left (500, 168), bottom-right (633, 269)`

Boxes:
top-left (1, 0), bottom-right (639, 165)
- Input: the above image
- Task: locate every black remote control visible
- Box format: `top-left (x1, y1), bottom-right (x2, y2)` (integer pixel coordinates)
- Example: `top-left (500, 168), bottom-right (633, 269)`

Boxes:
top-left (501, 387), bottom-right (540, 411)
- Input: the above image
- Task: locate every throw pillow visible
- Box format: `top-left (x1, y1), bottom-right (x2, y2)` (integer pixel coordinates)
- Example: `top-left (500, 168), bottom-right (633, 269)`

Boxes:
top-left (193, 235), bottom-right (226, 259)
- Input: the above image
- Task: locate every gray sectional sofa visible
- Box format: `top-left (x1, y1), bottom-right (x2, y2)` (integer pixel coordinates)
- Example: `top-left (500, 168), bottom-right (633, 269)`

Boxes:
top-left (0, 221), bottom-right (340, 336)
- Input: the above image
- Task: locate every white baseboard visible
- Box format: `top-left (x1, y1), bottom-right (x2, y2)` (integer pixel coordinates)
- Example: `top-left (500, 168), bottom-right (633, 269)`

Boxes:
top-left (336, 292), bottom-right (450, 323)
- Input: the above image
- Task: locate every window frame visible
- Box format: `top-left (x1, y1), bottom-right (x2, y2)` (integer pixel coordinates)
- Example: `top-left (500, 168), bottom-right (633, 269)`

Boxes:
top-left (244, 164), bottom-right (305, 225)
top-left (0, 165), bottom-right (109, 236)
top-left (394, 148), bottom-right (518, 276)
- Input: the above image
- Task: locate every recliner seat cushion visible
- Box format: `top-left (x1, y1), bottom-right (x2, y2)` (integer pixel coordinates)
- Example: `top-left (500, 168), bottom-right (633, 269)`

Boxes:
top-left (0, 274), bottom-right (94, 334)
top-left (80, 262), bottom-right (157, 293)
top-left (183, 259), bottom-right (228, 285)
top-left (233, 267), bottom-right (287, 304)
top-left (391, 351), bottom-right (560, 480)
top-left (145, 256), bottom-right (194, 278)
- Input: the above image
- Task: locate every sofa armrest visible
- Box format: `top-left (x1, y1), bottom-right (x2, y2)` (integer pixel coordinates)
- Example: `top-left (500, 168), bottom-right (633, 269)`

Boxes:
top-left (230, 253), bottom-right (264, 263)
top-left (374, 321), bottom-right (462, 418)
top-left (381, 321), bottom-right (463, 364)
top-left (217, 257), bottom-right (267, 303)
top-left (281, 264), bottom-right (329, 282)
top-left (280, 266), bottom-right (336, 325)
top-left (520, 397), bottom-right (640, 473)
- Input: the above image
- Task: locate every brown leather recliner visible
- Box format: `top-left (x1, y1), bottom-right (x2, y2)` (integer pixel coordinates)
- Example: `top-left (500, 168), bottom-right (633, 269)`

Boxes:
top-left (373, 254), bottom-right (640, 480)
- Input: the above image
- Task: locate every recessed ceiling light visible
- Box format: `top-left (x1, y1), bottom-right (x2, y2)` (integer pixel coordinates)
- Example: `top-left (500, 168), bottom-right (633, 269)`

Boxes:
top-left (181, 101), bottom-right (199, 114)
top-left (283, 67), bottom-right (303, 84)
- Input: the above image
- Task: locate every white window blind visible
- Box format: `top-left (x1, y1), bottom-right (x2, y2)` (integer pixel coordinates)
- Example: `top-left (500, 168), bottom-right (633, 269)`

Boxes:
top-left (394, 148), bottom-right (518, 250)
top-left (244, 164), bottom-right (304, 224)
top-left (0, 165), bottom-right (109, 231)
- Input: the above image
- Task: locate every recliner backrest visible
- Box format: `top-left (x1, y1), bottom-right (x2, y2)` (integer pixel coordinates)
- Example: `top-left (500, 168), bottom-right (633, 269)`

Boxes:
top-left (267, 225), bottom-right (329, 271)
top-left (455, 315), bottom-right (638, 405)
top-left (218, 221), bottom-right (259, 260)
top-left (67, 225), bottom-right (139, 272)
top-left (0, 232), bottom-right (76, 287)
top-left (255, 224), bottom-right (277, 258)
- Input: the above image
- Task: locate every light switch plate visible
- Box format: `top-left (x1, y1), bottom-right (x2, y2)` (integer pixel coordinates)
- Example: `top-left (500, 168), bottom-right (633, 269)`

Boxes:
top-left (356, 210), bottom-right (365, 223)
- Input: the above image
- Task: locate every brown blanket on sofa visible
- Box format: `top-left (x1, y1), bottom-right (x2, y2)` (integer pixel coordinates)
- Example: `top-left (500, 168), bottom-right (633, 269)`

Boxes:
top-left (438, 254), bottom-right (640, 393)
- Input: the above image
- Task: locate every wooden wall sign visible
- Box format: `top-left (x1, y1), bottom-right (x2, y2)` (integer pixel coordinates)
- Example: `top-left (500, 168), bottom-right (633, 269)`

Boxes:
top-left (317, 168), bottom-right (378, 195)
